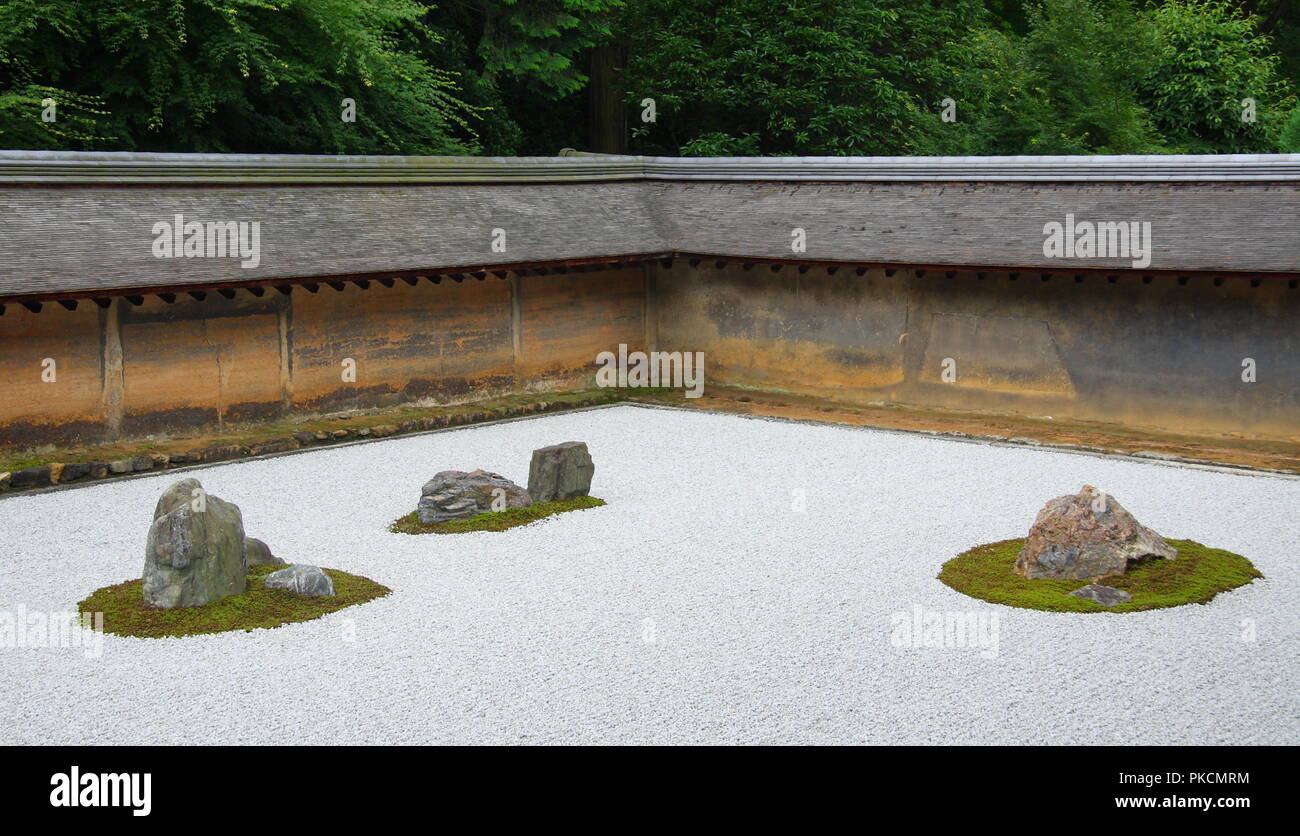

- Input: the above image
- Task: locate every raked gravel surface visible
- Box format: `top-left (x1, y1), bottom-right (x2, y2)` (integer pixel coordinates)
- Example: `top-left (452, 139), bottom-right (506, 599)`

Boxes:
top-left (1, 405), bottom-right (1297, 745)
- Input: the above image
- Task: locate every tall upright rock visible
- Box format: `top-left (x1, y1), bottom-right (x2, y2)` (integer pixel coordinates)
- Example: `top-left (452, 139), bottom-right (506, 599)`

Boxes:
top-left (527, 442), bottom-right (595, 503)
top-left (143, 479), bottom-right (248, 608)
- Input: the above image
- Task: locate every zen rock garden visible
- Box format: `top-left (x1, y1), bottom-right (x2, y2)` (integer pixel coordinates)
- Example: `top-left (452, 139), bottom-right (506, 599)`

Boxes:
top-left (143, 477), bottom-right (333, 609)
top-left (415, 441), bottom-right (596, 526)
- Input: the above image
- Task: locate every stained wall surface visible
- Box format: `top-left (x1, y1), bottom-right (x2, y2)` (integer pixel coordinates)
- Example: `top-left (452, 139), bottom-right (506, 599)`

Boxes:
top-left (0, 268), bottom-right (647, 444)
top-left (652, 263), bottom-right (1300, 439)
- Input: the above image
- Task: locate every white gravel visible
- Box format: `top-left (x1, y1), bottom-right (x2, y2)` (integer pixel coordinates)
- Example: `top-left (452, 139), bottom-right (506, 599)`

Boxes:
top-left (1, 404), bottom-right (1297, 745)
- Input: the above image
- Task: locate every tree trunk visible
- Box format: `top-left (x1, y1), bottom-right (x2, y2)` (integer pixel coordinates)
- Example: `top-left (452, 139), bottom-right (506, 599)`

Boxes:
top-left (588, 44), bottom-right (627, 154)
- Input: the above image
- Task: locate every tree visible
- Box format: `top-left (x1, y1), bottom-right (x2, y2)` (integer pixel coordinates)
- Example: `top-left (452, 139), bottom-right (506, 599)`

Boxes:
top-left (618, 0), bottom-right (985, 156)
top-left (0, 0), bottom-right (479, 153)
top-left (1139, 0), bottom-right (1294, 153)
top-left (921, 0), bottom-right (1163, 156)
top-left (1281, 103), bottom-right (1300, 150)
top-left (422, 0), bottom-right (624, 154)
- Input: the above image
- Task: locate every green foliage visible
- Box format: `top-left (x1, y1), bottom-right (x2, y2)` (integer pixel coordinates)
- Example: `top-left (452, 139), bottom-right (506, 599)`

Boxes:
top-left (1281, 103), bottom-right (1300, 151)
top-left (938, 538), bottom-right (1262, 612)
top-left (920, 0), bottom-right (1163, 155)
top-left (79, 564), bottom-right (392, 638)
top-left (920, 0), bottom-right (1294, 156)
top-left (470, 0), bottom-right (622, 97)
top-left (421, 0), bottom-right (623, 154)
top-left (0, 0), bottom-right (479, 153)
top-left (390, 495), bottom-right (606, 534)
top-left (620, 0), bottom-right (985, 156)
top-left (2, 0), bottom-right (1296, 156)
top-left (1140, 0), bottom-right (1294, 153)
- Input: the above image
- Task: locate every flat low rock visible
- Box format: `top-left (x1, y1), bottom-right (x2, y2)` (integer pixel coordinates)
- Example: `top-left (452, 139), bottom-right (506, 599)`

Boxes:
top-left (1067, 584), bottom-right (1133, 607)
top-left (245, 537), bottom-right (287, 567)
top-left (143, 478), bottom-right (248, 609)
top-left (527, 442), bottom-right (595, 503)
top-left (263, 564), bottom-right (334, 596)
top-left (417, 469), bottom-right (531, 524)
top-left (1015, 484), bottom-right (1177, 580)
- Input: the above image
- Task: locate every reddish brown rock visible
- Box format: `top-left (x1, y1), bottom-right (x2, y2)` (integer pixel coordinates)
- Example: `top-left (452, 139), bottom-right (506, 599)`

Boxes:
top-left (1014, 485), bottom-right (1177, 580)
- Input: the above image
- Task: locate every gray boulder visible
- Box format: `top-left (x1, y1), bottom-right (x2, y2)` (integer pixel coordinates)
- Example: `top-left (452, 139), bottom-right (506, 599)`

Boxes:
top-left (1067, 584), bottom-right (1133, 607)
top-left (417, 469), bottom-right (531, 523)
top-left (143, 479), bottom-right (248, 609)
top-left (527, 442), bottom-right (594, 503)
top-left (1014, 485), bottom-right (1177, 580)
top-left (263, 564), bottom-right (334, 596)
top-left (245, 537), bottom-right (287, 567)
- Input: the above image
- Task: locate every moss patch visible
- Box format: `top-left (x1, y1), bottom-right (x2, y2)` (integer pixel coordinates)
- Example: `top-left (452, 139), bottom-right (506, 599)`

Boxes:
top-left (938, 538), bottom-right (1262, 612)
top-left (78, 564), bottom-right (390, 638)
top-left (390, 495), bottom-right (606, 534)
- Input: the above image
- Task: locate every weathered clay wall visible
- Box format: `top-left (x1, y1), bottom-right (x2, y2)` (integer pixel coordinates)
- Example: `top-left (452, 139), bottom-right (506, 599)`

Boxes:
top-left (652, 263), bottom-right (1300, 439)
top-left (0, 267), bottom-right (646, 445)
top-left (5, 258), bottom-right (1297, 445)
top-left (119, 294), bottom-right (285, 435)
top-left (0, 302), bottom-right (108, 444)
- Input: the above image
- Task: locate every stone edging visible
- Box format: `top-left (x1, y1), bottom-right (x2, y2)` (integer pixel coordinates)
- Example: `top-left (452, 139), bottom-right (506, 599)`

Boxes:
top-left (3, 395), bottom-right (1294, 499)
top-left (0, 396), bottom-right (619, 498)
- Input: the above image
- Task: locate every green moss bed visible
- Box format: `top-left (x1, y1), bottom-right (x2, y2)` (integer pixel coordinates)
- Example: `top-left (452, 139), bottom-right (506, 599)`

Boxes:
top-left (938, 538), bottom-right (1262, 613)
top-left (78, 564), bottom-right (391, 638)
top-left (390, 495), bottom-right (606, 534)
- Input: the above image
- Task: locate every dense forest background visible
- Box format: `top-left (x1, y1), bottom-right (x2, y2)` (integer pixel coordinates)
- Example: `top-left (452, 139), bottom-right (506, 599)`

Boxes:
top-left (1, 0), bottom-right (1297, 156)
